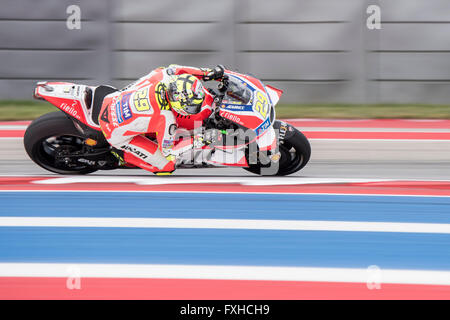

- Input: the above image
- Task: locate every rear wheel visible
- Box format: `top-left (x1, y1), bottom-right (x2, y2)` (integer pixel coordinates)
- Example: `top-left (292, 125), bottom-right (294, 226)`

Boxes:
top-left (23, 111), bottom-right (98, 174)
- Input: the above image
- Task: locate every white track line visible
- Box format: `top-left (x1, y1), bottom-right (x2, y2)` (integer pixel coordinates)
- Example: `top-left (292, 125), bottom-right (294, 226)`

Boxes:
top-left (0, 125), bottom-right (27, 130)
top-left (0, 262), bottom-right (449, 285)
top-left (3, 189), bottom-right (450, 198)
top-left (1, 217), bottom-right (449, 234)
top-left (31, 176), bottom-right (396, 186)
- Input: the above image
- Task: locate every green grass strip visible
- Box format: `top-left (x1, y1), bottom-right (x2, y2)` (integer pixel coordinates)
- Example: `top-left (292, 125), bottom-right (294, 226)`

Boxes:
top-left (0, 100), bottom-right (450, 120)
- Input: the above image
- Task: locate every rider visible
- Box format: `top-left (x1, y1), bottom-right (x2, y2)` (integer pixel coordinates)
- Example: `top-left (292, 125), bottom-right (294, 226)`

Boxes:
top-left (98, 64), bottom-right (226, 175)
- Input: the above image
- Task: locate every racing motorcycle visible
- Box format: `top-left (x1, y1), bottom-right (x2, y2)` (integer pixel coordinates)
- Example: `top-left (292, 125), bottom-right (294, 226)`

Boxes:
top-left (24, 70), bottom-right (311, 175)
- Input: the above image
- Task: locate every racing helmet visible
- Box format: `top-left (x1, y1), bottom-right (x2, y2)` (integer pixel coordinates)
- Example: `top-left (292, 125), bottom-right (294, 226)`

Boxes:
top-left (166, 74), bottom-right (205, 115)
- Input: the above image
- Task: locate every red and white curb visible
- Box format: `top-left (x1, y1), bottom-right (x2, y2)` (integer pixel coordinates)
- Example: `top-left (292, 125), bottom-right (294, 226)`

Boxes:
top-left (2, 176), bottom-right (450, 196)
top-left (1, 263), bottom-right (449, 299)
top-left (2, 119), bottom-right (450, 140)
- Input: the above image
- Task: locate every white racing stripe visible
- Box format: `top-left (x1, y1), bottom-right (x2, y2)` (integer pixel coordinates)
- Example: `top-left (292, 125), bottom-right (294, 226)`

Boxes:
top-left (0, 262), bottom-right (449, 285)
top-left (30, 176), bottom-right (450, 186)
top-left (3, 189), bottom-right (450, 198)
top-left (0, 217), bottom-right (449, 234)
top-left (0, 125), bottom-right (27, 130)
top-left (31, 176), bottom-right (397, 186)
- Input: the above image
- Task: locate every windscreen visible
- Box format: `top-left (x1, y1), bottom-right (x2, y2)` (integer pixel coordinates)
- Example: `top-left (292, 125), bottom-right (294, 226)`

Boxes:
top-left (223, 77), bottom-right (252, 105)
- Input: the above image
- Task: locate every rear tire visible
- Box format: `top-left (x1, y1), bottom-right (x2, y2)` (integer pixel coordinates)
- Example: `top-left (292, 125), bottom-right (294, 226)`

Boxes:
top-left (24, 111), bottom-right (98, 175)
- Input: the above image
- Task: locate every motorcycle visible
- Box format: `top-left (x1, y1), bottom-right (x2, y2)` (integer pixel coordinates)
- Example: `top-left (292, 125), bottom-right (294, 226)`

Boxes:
top-left (24, 70), bottom-right (311, 175)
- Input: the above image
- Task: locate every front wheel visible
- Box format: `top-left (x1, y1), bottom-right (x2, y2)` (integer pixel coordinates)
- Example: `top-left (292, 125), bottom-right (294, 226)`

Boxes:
top-left (24, 111), bottom-right (98, 175)
top-left (244, 121), bottom-right (311, 176)
top-left (276, 127), bottom-right (311, 175)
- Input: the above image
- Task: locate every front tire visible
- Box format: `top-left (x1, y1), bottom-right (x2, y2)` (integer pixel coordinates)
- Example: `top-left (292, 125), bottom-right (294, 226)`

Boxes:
top-left (24, 111), bottom-right (98, 175)
top-left (276, 128), bottom-right (311, 176)
top-left (244, 122), bottom-right (311, 176)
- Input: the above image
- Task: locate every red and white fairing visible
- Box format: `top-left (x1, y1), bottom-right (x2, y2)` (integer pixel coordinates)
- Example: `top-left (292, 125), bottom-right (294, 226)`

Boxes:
top-left (218, 71), bottom-right (282, 154)
top-left (33, 70), bottom-right (284, 169)
top-left (174, 71), bottom-right (283, 168)
top-left (34, 82), bottom-right (100, 130)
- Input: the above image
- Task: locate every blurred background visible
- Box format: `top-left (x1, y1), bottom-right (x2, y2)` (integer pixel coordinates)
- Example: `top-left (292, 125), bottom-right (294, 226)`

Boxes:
top-left (1, 0), bottom-right (450, 106)
top-left (1, 1), bottom-right (450, 300)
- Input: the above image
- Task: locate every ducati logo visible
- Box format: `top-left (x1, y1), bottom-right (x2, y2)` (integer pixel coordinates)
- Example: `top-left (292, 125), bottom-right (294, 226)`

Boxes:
top-left (120, 145), bottom-right (148, 160)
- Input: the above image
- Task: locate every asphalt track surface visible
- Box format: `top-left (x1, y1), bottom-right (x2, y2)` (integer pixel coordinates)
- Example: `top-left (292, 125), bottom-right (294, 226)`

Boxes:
top-left (1, 119), bottom-right (450, 299)
top-left (3, 135), bottom-right (450, 180)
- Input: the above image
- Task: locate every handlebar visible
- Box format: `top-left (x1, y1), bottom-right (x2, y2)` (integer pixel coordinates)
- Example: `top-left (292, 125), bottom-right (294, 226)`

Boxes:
top-left (217, 75), bottom-right (229, 93)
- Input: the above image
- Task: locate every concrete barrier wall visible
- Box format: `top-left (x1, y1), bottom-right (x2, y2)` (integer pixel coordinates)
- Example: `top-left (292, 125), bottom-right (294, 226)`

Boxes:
top-left (1, 0), bottom-right (450, 103)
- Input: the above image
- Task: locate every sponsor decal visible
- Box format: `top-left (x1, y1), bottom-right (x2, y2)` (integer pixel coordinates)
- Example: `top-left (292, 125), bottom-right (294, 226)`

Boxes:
top-left (255, 117), bottom-right (271, 135)
top-left (100, 107), bottom-right (109, 124)
top-left (279, 124), bottom-right (288, 141)
top-left (115, 93), bottom-right (133, 124)
top-left (115, 102), bottom-right (123, 123)
top-left (60, 100), bottom-right (81, 120)
top-left (120, 145), bottom-right (148, 160)
top-left (78, 158), bottom-right (95, 166)
top-left (162, 139), bottom-right (174, 149)
top-left (97, 160), bottom-right (107, 167)
top-left (222, 111), bottom-right (241, 124)
top-left (221, 104), bottom-right (253, 112)
top-left (155, 82), bottom-right (170, 110)
top-left (120, 93), bottom-right (133, 121)
top-left (109, 98), bottom-right (119, 127)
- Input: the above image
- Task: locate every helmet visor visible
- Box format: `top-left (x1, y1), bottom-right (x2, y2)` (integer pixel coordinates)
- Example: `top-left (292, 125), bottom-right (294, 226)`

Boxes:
top-left (167, 80), bottom-right (204, 114)
top-left (167, 81), bottom-right (183, 103)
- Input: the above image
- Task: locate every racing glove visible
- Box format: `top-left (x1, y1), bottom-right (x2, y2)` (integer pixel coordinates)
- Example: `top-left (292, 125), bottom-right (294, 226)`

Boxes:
top-left (203, 65), bottom-right (225, 81)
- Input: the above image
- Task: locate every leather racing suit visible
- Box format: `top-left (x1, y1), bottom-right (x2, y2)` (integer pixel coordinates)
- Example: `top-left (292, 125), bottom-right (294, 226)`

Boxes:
top-left (97, 64), bottom-right (221, 174)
